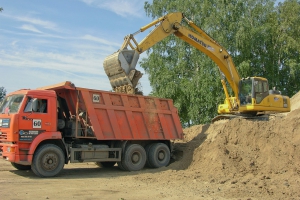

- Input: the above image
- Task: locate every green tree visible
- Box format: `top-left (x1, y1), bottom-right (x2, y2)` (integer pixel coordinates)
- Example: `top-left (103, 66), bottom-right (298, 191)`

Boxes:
top-left (273, 0), bottom-right (300, 96)
top-left (235, 0), bottom-right (300, 96)
top-left (0, 87), bottom-right (6, 102)
top-left (141, 0), bottom-right (300, 126)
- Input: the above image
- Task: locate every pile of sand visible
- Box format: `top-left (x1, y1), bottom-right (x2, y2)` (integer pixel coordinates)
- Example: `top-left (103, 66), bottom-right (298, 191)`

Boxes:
top-left (190, 110), bottom-right (299, 177)
top-left (168, 91), bottom-right (300, 198)
top-left (291, 91), bottom-right (300, 111)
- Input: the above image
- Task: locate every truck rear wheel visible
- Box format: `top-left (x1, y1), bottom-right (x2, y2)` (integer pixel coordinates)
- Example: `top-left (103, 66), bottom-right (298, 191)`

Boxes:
top-left (122, 144), bottom-right (146, 171)
top-left (144, 143), bottom-right (154, 168)
top-left (32, 144), bottom-right (65, 177)
top-left (11, 162), bottom-right (31, 170)
top-left (117, 161), bottom-right (127, 171)
top-left (148, 143), bottom-right (170, 168)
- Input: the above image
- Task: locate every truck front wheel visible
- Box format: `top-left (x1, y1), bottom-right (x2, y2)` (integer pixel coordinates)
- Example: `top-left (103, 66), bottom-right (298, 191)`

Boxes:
top-left (32, 144), bottom-right (65, 177)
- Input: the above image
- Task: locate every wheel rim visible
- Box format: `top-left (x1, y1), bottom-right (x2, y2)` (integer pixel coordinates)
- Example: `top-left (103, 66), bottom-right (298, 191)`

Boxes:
top-left (41, 152), bottom-right (59, 171)
top-left (158, 150), bottom-right (165, 161)
top-left (132, 151), bottom-right (141, 164)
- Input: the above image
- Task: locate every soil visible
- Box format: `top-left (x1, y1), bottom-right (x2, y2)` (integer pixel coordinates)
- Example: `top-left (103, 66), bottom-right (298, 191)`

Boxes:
top-left (0, 93), bottom-right (299, 200)
top-left (291, 91), bottom-right (300, 111)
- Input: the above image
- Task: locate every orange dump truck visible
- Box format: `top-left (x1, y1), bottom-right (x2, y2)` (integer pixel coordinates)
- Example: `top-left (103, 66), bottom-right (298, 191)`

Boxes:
top-left (0, 81), bottom-right (183, 177)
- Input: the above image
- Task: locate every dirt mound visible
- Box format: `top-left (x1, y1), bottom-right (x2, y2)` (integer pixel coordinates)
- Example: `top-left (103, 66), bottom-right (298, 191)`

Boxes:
top-left (190, 111), bottom-right (300, 177)
top-left (291, 90), bottom-right (300, 111)
top-left (167, 92), bottom-right (300, 199)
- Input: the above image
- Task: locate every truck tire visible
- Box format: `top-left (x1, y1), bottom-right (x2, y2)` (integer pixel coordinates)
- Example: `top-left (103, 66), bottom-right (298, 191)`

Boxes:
top-left (11, 162), bottom-right (31, 170)
top-left (117, 161), bottom-right (127, 171)
top-left (121, 144), bottom-right (146, 171)
top-left (144, 143), bottom-right (154, 168)
top-left (31, 144), bottom-right (65, 177)
top-left (95, 162), bottom-right (116, 168)
top-left (148, 143), bottom-right (170, 168)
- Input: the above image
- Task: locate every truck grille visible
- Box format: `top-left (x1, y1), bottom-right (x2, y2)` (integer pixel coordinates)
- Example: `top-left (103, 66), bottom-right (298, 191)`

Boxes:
top-left (0, 131), bottom-right (8, 142)
top-left (0, 132), bottom-right (7, 156)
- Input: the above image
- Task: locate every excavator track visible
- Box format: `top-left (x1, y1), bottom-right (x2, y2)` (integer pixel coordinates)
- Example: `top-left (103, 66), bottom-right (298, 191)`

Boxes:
top-left (211, 114), bottom-right (269, 123)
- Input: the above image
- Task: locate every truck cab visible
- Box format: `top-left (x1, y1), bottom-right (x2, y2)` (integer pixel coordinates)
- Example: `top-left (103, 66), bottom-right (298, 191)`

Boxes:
top-left (0, 89), bottom-right (59, 166)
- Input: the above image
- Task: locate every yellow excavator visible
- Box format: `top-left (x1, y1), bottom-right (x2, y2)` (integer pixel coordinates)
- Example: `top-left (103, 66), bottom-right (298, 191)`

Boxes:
top-left (103, 12), bottom-right (290, 120)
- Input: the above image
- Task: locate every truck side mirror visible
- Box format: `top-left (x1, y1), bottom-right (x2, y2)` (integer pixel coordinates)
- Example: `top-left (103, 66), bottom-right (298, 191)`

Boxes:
top-left (24, 98), bottom-right (38, 112)
top-left (32, 98), bottom-right (38, 112)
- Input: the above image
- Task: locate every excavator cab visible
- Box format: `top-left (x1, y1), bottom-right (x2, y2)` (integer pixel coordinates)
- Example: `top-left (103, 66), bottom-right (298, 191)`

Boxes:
top-left (238, 77), bottom-right (290, 113)
top-left (239, 77), bottom-right (271, 106)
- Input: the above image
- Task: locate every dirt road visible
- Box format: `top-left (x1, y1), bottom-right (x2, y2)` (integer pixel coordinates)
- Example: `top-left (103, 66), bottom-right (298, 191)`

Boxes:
top-left (0, 159), bottom-right (233, 200)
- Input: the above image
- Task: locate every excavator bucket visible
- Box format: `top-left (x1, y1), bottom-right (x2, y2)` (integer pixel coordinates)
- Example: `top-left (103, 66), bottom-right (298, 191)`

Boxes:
top-left (103, 49), bottom-right (142, 94)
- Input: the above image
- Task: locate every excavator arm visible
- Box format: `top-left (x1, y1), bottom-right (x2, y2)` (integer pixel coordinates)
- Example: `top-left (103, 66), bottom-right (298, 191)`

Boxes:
top-left (103, 12), bottom-right (183, 94)
top-left (103, 12), bottom-right (240, 110)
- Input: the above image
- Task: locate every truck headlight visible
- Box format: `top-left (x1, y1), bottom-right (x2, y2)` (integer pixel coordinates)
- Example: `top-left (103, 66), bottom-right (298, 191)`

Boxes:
top-left (0, 119), bottom-right (2, 127)
top-left (7, 147), bottom-right (15, 153)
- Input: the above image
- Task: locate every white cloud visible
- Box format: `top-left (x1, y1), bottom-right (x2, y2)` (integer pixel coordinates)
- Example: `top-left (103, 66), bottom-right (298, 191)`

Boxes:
top-left (20, 24), bottom-right (42, 33)
top-left (2, 13), bottom-right (59, 32)
top-left (81, 34), bottom-right (120, 46)
top-left (11, 41), bottom-right (18, 46)
top-left (1, 46), bottom-right (151, 95)
top-left (15, 16), bottom-right (58, 31)
top-left (0, 49), bottom-right (104, 76)
top-left (80, 0), bottom-right (147, 17)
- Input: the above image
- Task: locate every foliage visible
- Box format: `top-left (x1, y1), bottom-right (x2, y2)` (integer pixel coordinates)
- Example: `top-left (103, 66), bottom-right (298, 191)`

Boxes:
top-left (0, 87), bottom-right (6, 102)
top-left (141, 0), bottom-right (300, 126)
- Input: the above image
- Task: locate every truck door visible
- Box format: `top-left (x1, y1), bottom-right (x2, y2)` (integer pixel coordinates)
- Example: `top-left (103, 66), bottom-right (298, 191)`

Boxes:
top-left (19, 96), bottom-right (55, 142)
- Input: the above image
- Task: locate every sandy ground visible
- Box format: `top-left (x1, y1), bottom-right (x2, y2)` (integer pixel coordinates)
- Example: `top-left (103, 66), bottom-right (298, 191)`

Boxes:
top-left (0, 93), bottom-right (299, 200)
top-left (0, 159), bottom-right (246, 200)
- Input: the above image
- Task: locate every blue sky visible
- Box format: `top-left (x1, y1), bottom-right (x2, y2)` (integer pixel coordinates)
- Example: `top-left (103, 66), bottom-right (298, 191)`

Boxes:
top-left (0, 0), bottom-right (284, 95)
top-left (0, 0), bottom-right (153, 95)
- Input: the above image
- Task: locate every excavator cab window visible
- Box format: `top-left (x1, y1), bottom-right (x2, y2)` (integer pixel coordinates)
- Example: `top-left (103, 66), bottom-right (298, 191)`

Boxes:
top-left (239, 79), bottom-right (253, 105)
top-left (253, 79), bottom-right (269, 104)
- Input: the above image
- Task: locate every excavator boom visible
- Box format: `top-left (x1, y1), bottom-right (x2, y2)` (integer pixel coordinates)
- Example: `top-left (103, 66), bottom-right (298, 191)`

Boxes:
top-left (103, 12), bottom-right (239, 99)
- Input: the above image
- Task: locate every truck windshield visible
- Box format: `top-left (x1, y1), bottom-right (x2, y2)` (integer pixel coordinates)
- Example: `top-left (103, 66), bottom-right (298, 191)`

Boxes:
top-left (0, 94), bottom-right (25, 114)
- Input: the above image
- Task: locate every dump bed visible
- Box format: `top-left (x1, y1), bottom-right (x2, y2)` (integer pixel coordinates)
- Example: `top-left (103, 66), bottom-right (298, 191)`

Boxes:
top-left (39, 81), bottom-right (183, 141)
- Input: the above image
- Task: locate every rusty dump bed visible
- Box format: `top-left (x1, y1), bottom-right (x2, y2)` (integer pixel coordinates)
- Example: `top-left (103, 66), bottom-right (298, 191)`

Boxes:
top-left (39, 81), bottom-right (183, 141)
